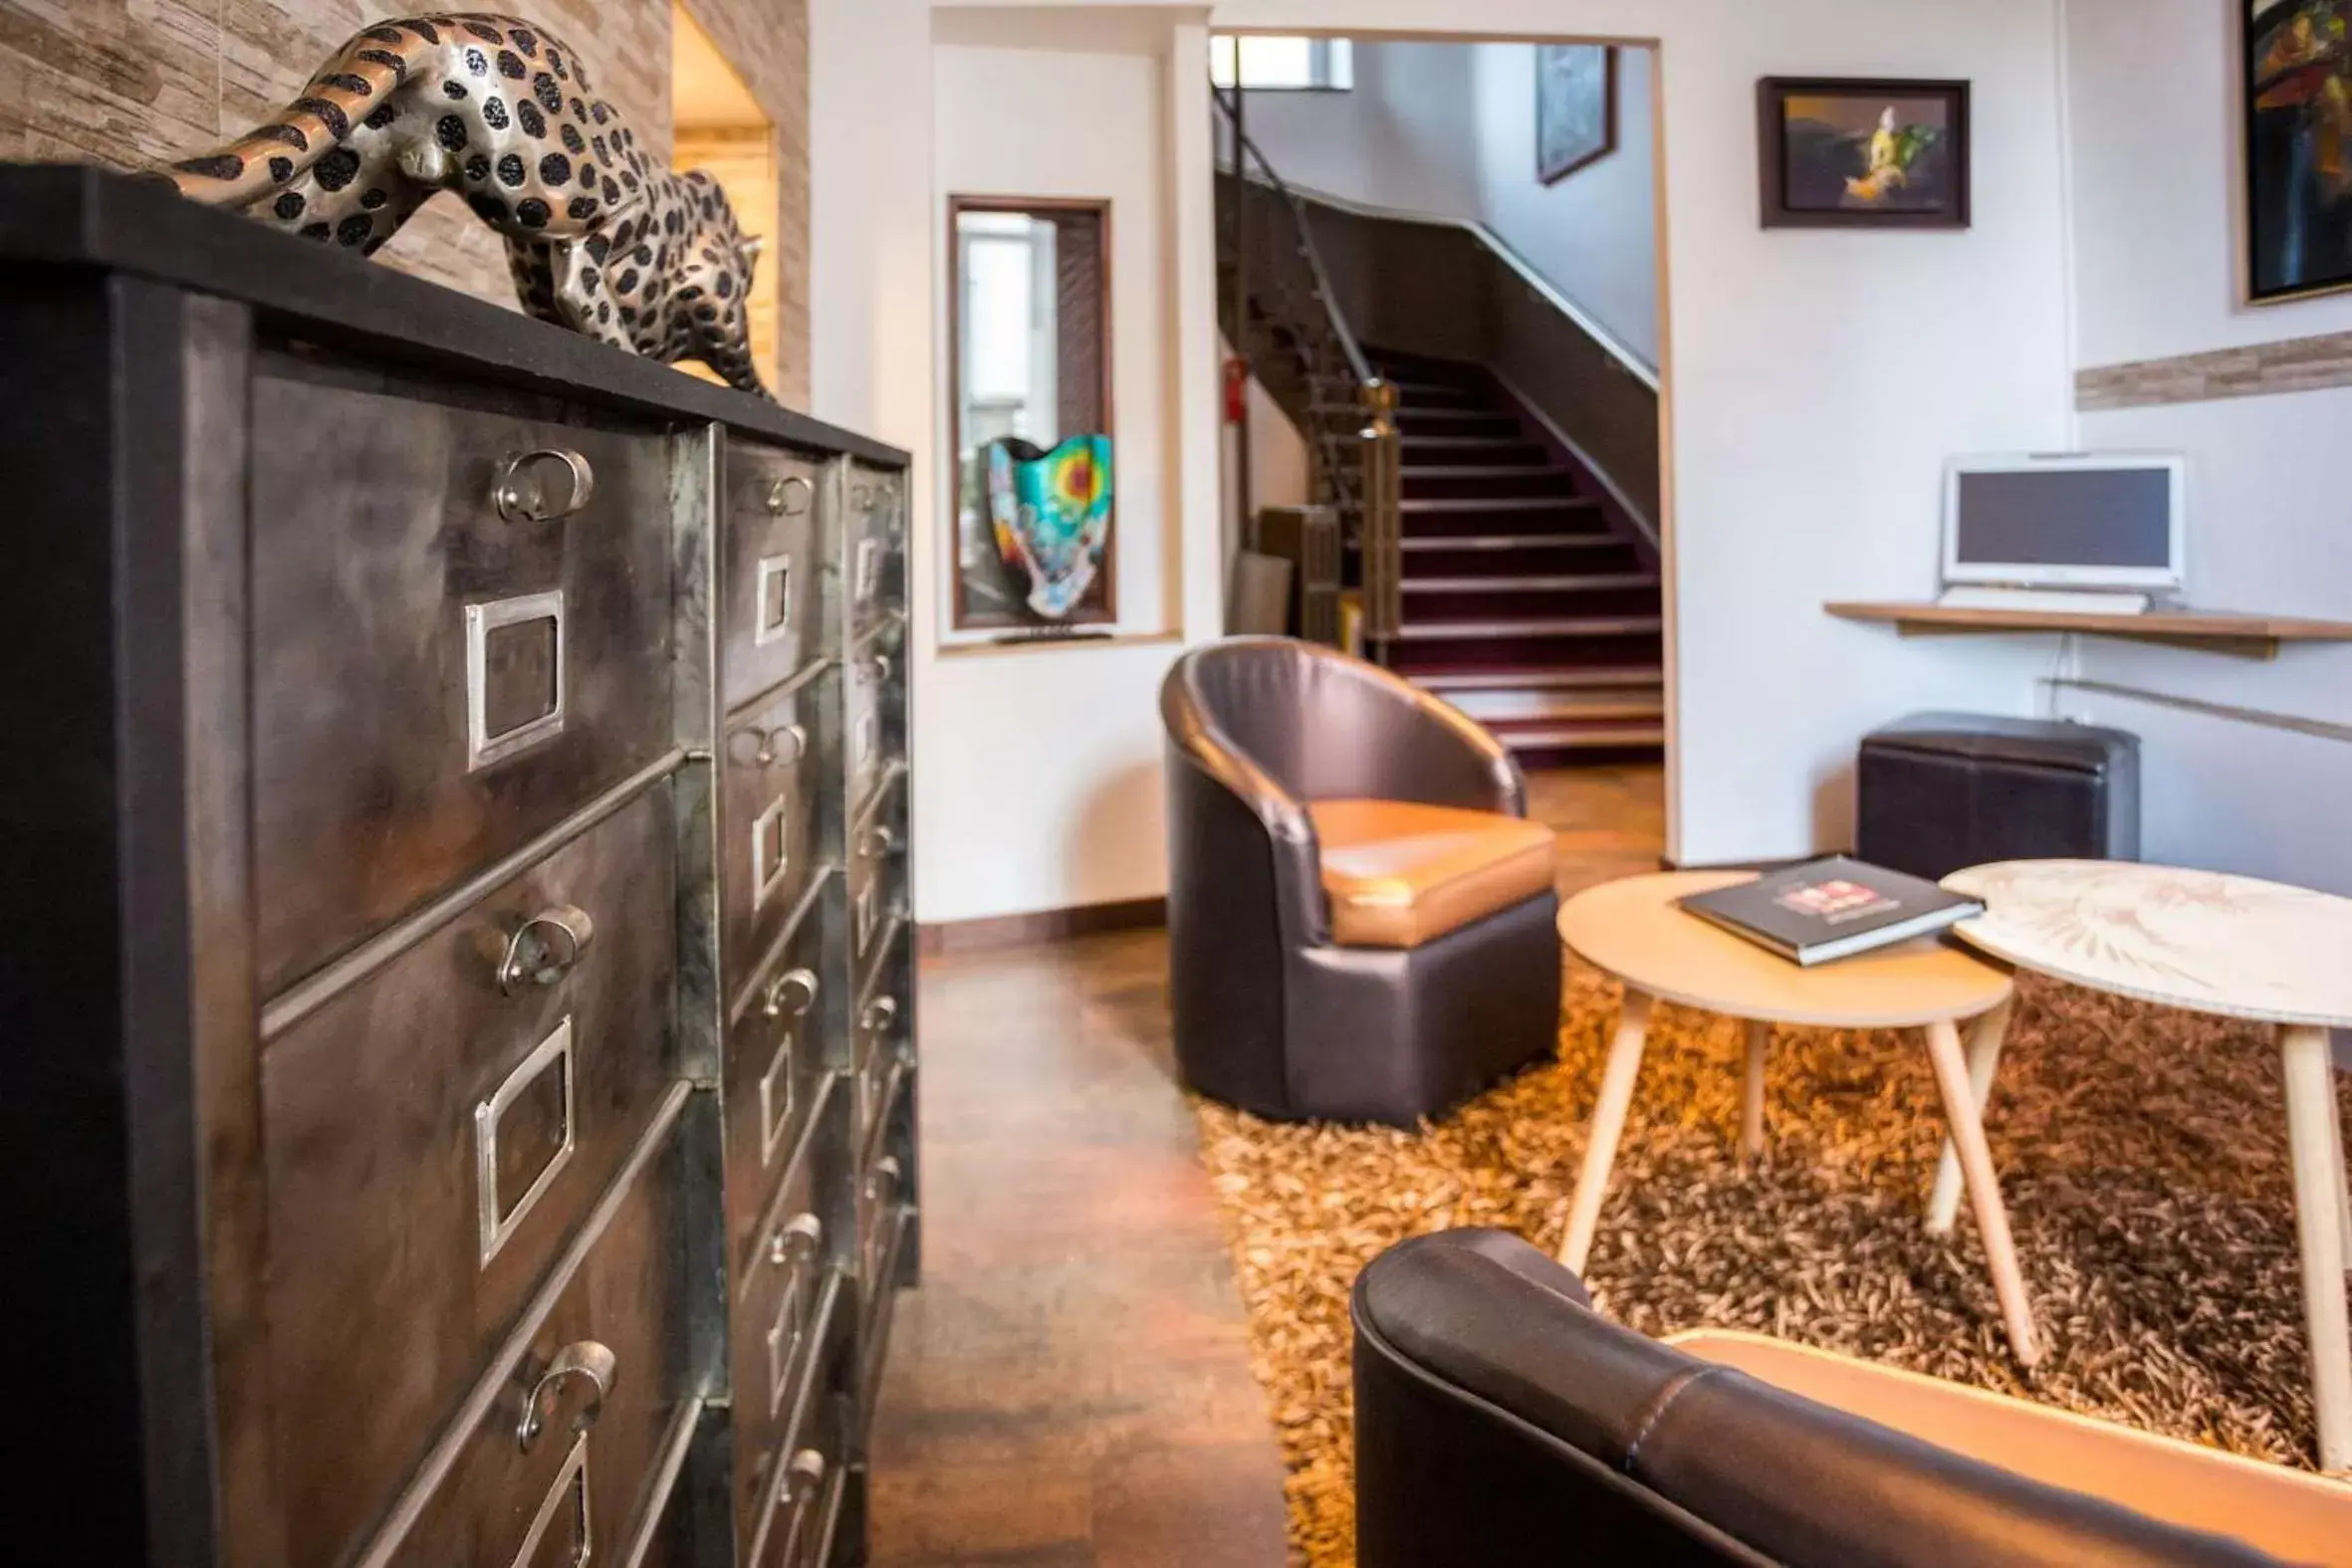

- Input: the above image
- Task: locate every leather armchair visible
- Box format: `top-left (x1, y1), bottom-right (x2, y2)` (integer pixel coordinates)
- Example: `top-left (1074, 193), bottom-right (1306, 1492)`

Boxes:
top-left (1353, 1231), bottom-right (2317, 1567)
top-left (1160, 637), bottom-right (1560, 1126)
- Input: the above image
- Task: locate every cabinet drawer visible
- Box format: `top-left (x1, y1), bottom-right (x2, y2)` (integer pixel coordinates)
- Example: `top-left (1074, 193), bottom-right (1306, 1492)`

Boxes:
top-left (260, 785), bottom-right (677, 1568)
top-left (730, 1134), bottom-right (839, 1550)
top-left (845, 464), bottom-right (906, 634)
top-left (724, 879), bottom-right (835, 1272)
top-left (843, 638), bottom-right (905, 821)
top-left (851, 955), bottom-right (909, 1166)
top-left (846, 768), bottom-right (907, 980)
top-left (361, 1100), bottom-right (694, 1565)
top-left (722, 440), bottom-right (825, 711)
top-left (856, 1114), bottom-right (916, 1323)
top-left (720, 671), bottom-right (833, 1000)
top-left (250, 364), bottom-right (675, 997)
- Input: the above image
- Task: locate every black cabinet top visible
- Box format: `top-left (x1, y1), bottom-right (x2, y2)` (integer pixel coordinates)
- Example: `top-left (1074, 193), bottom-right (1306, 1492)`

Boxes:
top-left (0, 163), bottom-right (907, 467)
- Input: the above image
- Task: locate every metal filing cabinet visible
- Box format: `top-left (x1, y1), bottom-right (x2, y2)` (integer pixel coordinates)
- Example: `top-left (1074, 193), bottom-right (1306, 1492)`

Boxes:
top-left (1, 166), bottom-right (915, 1567)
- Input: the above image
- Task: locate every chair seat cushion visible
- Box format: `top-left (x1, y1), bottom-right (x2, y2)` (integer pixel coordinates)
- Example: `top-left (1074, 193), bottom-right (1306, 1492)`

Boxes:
top-left (1310, 799), bottom-right (1556, 950)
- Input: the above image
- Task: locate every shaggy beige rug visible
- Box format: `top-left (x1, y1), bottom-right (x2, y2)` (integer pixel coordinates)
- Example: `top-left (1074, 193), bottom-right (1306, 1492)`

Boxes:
top-left (1194, 962), bottom-right (2352, 1566)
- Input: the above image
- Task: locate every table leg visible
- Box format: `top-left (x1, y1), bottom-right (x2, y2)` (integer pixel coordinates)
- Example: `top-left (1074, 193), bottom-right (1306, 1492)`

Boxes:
top-left (1923, 1017), bottom-right (2041, 1367)
top-left (2328, 1050), bottom-right (2352, 1260)
top-left (1741, 1019), bottom-right (1769, 1160)
top-left (1560, 990), bottom-right (1656, 1274)
top-left (2280, 1024), bottom-right (2352, 1473)
top-left (1928, 998), bottom-right (2013, 1235)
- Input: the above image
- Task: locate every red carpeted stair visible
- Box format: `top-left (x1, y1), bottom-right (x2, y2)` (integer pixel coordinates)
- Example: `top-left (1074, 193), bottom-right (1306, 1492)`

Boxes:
top-left (1326, 347), bottom-right (1666, 762)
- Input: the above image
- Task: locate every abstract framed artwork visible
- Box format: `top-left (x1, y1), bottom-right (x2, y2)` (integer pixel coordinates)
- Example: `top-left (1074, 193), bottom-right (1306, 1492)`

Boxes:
top-left (1758, 78), bottom-right (1972, 230)
top-left (946, 195), bottom-right (1117, 634)
top-left (2243, 0), bottom-right (2352, 305)
top-left (1536, 45), bottom-right (1618, 184)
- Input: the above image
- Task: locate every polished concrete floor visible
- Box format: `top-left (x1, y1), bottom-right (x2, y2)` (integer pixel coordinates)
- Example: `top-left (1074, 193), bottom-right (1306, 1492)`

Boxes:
top-left (865, 763), bottom-right (1667, 1564)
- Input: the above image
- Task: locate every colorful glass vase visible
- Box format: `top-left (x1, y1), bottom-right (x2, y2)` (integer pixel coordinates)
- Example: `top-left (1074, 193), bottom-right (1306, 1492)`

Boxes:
top-left (986, 434), bottom-right (1112, 620)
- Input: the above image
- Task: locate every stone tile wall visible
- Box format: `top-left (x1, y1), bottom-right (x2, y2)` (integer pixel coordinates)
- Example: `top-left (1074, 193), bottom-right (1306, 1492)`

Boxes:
top-left (1, 0), bottom-right (811, 404)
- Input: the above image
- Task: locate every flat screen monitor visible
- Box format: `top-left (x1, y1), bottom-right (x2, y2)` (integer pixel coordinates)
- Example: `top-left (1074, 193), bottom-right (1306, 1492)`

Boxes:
top-left (1942, 453), bottom-right (2185, 591)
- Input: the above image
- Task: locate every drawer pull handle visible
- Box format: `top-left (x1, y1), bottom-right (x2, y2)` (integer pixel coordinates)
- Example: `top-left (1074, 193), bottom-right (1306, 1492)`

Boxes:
top-left (859, 824), bottom-right (901, 861)
top-left (850, 482), bottom-right (874, 511)
top-left (499, 905), bottom-right (594, 995)
top-left (766, 474), bottom-right (814, 516)
top-left (757, 723), bottom-right (809, 769)
top-left (769, 1212), bottom-right (824, 1267)
top-left (517, 1339), bottom-right (616, 1453)
top-left (495, 448), bottom-right (596, 524)
top-left (787, 1448), bottom-right (827, 1497)
top-left (764, 967), bottom-right (821, 1019)
top-left (867, 653), bottom-right (892, 682)
top-left (867, 1155), bottom-right (902, 1205)
top-left (861, 997), bottom-right (898, 1031)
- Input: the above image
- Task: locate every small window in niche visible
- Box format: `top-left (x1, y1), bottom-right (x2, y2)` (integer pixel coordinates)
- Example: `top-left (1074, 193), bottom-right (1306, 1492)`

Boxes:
top-left (671, 2), bottom-right (782, 391)
top-left (1210, 35), bottom-right (1353, 92)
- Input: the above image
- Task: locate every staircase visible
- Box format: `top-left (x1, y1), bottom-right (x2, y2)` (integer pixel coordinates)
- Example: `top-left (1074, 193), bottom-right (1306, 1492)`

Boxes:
top-left (1215, 91), bottom-right (1664, 764)
top-left (1326, 346), bottom-right (1665, 761)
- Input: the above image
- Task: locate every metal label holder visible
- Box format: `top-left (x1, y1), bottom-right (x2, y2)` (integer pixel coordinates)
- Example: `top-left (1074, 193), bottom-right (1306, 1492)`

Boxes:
top-left (758, 1027), bottom-right (796, 1168)
top-left (466, 589), bottom-right (568, 772)
top-left (754, 553), bottom-right (794, 647)
top-left (475, 1015), bottom-right (580, 1267)
top-left (751, 794), bottom-right (793, 909)
top-left (509, 1432), bottom-right (591, 1568)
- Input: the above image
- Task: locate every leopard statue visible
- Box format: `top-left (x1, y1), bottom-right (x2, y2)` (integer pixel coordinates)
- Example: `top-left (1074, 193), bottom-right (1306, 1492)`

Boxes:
top-left (164, 13), bottom-right (771, 397)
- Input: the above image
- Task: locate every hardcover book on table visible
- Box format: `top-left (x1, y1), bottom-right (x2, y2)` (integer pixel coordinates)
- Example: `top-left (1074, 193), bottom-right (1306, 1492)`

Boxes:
top-left (1678, 856), bottom-right (1984, 966)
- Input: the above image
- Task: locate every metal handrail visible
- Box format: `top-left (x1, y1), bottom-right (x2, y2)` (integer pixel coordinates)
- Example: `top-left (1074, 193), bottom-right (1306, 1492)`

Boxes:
top-left (1212, 90), bottom-right (1374, 387)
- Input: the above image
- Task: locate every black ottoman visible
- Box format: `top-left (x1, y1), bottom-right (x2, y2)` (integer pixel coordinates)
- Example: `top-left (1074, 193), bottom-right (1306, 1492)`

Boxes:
top-left (1858, 712), bottom-right (2140, 882)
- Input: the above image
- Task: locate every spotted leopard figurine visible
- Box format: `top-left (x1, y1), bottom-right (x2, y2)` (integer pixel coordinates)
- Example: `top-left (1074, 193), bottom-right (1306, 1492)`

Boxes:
top-left (165, 13), bottom-right (770, 397)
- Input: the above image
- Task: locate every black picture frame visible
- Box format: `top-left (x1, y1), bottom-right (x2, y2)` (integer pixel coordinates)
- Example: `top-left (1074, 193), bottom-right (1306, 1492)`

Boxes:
top-left (1758, 77), bottom-right (1972, 230)
top-left (1537, 45), bottom-right (1619, 185)
top-left (2242, 1), bottom-right (2352, 305)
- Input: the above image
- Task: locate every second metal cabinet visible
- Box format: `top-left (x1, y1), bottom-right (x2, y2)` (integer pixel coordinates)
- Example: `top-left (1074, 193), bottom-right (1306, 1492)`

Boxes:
top-left (713, 433), bottom-right (919, 1564)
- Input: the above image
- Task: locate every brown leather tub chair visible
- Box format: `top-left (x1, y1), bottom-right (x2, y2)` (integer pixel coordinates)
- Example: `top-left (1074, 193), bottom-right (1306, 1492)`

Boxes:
top-left (1159, 637), bottom-right (1560, 1126)
top-left (1353, 1230), bottom-right (2351, 1567)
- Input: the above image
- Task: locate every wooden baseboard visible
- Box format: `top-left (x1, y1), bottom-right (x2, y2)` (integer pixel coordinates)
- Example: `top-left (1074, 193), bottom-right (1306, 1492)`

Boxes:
top-left (917, 896), bottom-right (1167, 957)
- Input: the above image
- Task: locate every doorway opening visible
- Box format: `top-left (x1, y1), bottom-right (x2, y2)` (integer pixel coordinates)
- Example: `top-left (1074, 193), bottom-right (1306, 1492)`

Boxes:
top-left (1214, 31), bottom-right (1674, 865)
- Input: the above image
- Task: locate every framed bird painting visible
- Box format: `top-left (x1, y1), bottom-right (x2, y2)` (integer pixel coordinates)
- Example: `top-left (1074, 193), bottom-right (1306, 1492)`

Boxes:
top-left (1758, 78), bottom-right (1972, 229)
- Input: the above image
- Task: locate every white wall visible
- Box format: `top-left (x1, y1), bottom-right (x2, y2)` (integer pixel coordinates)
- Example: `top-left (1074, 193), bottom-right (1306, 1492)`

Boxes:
top-left (815, 0), bottom-right (2075, 895)
top-left (1233, 41), bottom-right (1480, 221)
top-left (2060, 0), bottom-right (2352, 895)
top-left (918, 37), bottom-right (1188, 921)
top-left (1239, 40), bottom-right (1662, 365)
top-left (811, 5), bottom-right (1221, 925)
top-left (935, 40), bottom-right (1176, 639)
top-left (1468, 44), bottom-right (1660, 367)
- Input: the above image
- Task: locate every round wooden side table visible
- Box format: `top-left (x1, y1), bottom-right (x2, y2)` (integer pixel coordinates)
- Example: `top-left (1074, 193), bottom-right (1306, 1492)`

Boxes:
top-left (1945, 859), bottom-right (2352, 1473)
top-left (1555, 870), bottom-right (2036, 1365)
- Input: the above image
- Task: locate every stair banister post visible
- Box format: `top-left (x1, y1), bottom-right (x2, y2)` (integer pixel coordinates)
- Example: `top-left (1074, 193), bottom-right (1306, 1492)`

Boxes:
top-left (1358, 376), bottom-right (1403, 659)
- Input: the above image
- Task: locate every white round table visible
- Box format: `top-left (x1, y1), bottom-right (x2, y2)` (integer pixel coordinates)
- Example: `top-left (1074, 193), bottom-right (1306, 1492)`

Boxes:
top-left (1945, 859), bottom-right (2352, 1473)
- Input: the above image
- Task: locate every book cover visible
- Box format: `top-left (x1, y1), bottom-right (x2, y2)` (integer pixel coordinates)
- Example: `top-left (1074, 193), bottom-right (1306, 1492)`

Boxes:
top-left (1678, 856), bottom-right (1984, 966)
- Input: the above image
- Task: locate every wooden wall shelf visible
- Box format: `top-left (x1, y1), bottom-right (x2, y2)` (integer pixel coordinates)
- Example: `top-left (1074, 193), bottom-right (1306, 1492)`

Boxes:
top-left (1824, 601), bottom-right (2352, 661)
